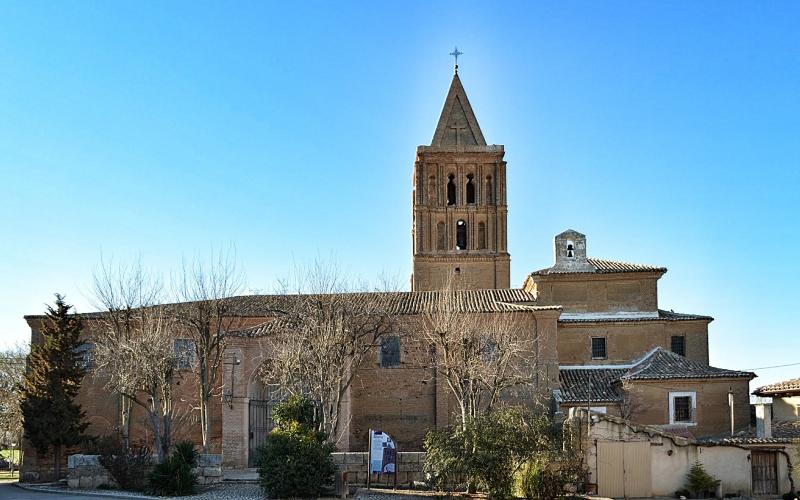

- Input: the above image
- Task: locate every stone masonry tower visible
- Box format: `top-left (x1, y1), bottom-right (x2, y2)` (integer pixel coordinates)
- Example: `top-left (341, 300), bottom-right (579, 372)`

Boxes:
top-left (411, 72), bottom-right (510, 290)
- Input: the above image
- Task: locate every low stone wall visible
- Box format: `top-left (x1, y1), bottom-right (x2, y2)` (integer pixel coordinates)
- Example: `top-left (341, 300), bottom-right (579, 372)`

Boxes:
top-left (66, 453), bottom-right (224, 489)
top-left (194, 454), bottom-right (223, 485)
top-left (332, 452), bottom-right (426, 487)
top-left (67, 455), bottom-right (114, 489)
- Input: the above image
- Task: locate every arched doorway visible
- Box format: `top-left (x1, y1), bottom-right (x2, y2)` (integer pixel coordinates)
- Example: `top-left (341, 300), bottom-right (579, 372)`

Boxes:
top-left (247, 379), bottom-right (286, 467)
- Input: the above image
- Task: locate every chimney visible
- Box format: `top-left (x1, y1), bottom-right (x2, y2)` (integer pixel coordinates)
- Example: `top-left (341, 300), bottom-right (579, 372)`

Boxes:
top-left (755, 402), bottom-right (772, 439)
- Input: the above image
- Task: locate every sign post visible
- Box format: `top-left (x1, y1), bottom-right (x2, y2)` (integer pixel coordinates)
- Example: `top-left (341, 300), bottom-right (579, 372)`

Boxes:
top-left (368, 429), bottom-right (397, 488)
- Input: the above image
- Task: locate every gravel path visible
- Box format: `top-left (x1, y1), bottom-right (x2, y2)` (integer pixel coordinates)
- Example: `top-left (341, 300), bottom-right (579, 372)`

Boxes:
top-left (13, 482), bottom-right (263, 499)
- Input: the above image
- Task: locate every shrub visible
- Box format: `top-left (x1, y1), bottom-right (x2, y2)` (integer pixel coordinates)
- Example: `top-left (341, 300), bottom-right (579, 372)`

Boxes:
top-left (424, 407), bottom-right (570, 499)
top-left (685, 461), bottom-right (720, 497)
top-left (255, 395), bottom-right (336, 498)
top-left (147, 441), bottom-right (198, 496)
top-left (518, 458), bottom-right (569, 500)
top-left (782, 493), bottom-right (798, 500)
top-left (95, 436), bottom-right (152, 491)
top-left (273, 393), bottom-right (317, 429)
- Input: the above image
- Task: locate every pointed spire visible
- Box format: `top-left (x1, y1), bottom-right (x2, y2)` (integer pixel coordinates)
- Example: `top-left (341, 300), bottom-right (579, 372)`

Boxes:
top-left (430, 73), bottom-right (487, 147)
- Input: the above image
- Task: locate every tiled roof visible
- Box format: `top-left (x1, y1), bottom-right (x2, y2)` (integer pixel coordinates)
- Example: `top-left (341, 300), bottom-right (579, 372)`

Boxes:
top-left (621, 348), bottom-right (755, 381)
top-left (702, 420), bottom-right (800, 444)
top-left (753, 378), bottom-right (800, 396)
top-left (558, 348), bottom-right (754, 405)
top-left (773, 419), bottom-right (800, 439)
top-left (588, 258), bottom-right (667, 274)
top-left (530, 258), bottom-right (667, 276)
top-left (35, 289), bottom-right (555, 324)
top-left (559, 309), bottom-right (713, 324)
top-left (558, 368), bottom-right (626, 403)
top-left (231, 289), bottom-right (549, 316)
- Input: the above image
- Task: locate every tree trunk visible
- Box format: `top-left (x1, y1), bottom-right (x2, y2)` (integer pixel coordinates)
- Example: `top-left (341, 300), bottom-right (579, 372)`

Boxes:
top-left (53, 443), bottom-right (61, 481)
top-left (199, 359), bottom-right (209, 454)
top-left (120, 395), bottom-right (132, 449)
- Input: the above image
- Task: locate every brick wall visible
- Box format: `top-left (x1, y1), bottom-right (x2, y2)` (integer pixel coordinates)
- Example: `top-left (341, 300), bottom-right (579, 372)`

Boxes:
top-left (528, 273), bottom-right (661, 313)
top-left (626, 378), bottom-right (751, 436)
top-left (557, 319), bottom-right (710, 365)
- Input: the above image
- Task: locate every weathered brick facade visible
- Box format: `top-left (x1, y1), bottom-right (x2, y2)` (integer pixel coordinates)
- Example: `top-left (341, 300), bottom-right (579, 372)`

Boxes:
top-left (21, 71), bottom-right (753, 478)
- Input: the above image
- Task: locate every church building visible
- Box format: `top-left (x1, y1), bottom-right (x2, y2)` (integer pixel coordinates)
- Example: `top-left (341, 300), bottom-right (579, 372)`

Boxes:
top-left (23, 68), bottom-right (755, 473)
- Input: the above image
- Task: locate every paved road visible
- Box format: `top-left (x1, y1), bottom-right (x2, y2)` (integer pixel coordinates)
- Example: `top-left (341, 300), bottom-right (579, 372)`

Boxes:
top-left (0, 483), bottom-right (123, 499)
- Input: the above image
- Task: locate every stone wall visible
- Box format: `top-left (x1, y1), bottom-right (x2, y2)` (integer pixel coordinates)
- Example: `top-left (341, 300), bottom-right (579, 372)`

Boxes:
top-left (333, 452), bottom-right (426, 486)
top-left (67, 455), bottom-right (114, 489)
top-left (66, 453), bottom-right (223, 489)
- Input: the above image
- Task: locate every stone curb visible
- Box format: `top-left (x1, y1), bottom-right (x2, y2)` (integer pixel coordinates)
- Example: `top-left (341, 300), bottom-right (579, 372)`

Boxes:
top-left (14, 481), bottom-right (158, 499)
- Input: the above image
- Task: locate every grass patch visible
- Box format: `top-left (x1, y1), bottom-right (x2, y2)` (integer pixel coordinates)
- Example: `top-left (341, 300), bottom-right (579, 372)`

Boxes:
top-left (0, 470), bottom-right (20, 481)
top-left (0, 450), bottom-right (20, 463)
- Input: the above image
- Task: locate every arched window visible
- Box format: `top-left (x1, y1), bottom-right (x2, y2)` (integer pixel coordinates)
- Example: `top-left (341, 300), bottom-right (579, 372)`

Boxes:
top-left (447, 174), bottom-right (456, 205)
top-left (566, 241), bottom-right (575, 258)
top-left (478, 222), bottom-right (486, 249)
top-left (456, 219), bottom-right (467, 250)
top-left (436, 221), bottom-right (446, 251)
top-left (485, 176), bottom-right (493, 204)
top-left (466, 174), bottom-right (475, 204)
top-left (428, 175), bottom-right (437, 204)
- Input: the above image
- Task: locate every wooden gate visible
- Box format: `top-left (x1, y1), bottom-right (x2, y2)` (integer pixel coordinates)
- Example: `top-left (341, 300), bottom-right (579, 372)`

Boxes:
top-left (597, 441), bottom-right (652, 498)
top-left (751, 451), bottom-right (778, 496)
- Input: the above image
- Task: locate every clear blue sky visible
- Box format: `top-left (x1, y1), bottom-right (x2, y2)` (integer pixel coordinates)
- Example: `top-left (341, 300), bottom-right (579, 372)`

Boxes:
top-left (1, 2), bottom-right (798, 388)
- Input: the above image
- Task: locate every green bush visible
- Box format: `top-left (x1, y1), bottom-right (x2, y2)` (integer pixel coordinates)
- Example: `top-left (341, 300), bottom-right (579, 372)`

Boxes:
top-left (255, 395), bottom-right (335, 498)
top-left (95, 436), bottom-right (152, 491)
top-left (273, 393), bottom-right (317, 429)
top-left (147, 441), bottom-right (198, 496)
top-left (424, 407), bottom-right (567, 499)
top-left (685, 461), bottom-right (720, 497)
top-left (516, 452), bottom-right (585, 500)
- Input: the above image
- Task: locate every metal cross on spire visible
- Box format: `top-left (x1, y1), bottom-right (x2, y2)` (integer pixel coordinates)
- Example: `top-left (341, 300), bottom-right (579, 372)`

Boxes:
top-left (450, 46), bottom-right (463, 73)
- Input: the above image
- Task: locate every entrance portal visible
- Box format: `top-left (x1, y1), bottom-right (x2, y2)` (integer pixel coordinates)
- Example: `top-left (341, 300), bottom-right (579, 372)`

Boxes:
top-left (247, 382), bottom-right (285, 467)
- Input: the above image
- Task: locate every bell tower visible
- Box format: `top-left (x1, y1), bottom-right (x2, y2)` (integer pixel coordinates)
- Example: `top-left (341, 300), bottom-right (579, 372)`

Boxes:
top-left (411, 71), bottom-right (510, 291)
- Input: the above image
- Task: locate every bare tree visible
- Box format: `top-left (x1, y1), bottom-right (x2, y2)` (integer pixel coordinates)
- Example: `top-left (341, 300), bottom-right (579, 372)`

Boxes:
top-left (0, 343), bottom-right (28, 473)
top-left (172, 248), bottom-right (246, 454)
top-left (420, 278), bottom-right (537, 430)
top-left (92, 259), bottom-right (181, 462)
top-left (94, 303), bottom-right (180, 463)
top-left (92, 257), bottom-right (162, 448)
top-left (617, 379), bottom-right (645, 421)
top-left (259, 258), bottom-right (394, 445)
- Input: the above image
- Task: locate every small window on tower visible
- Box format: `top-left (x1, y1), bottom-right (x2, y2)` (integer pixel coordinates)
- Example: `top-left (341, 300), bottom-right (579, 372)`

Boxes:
top-left (485, 176), bottom-right (494, 204)
top-left (566, 241), bottom-right (575, 258)
top-left (456, 220), bottom-right (467, 250)
top-left (478, 222), bottom-right (486, 250)
top-left (466, 174), bottom-right (475, 204)
top-left (447, 174), bottom-right (456, 205)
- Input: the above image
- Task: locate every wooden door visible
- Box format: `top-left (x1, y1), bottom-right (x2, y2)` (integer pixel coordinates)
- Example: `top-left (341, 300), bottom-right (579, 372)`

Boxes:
top-left (751, 451), bottom-right (778, 496)
top-left (597, 441), bottom-right (624, 498)
top-left (622, 441), bottom-right (652, 498)
top-left (597, 441), bottom-right (652, 498)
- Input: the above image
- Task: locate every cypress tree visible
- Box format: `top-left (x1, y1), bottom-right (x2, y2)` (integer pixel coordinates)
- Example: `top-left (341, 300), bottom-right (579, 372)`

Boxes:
top-left (20, 294), bottom-right (88, 480)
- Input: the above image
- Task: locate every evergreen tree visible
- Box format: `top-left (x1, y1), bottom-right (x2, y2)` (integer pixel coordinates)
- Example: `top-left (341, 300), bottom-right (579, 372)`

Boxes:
top-left (20, 294), bottom-right (88, 480)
